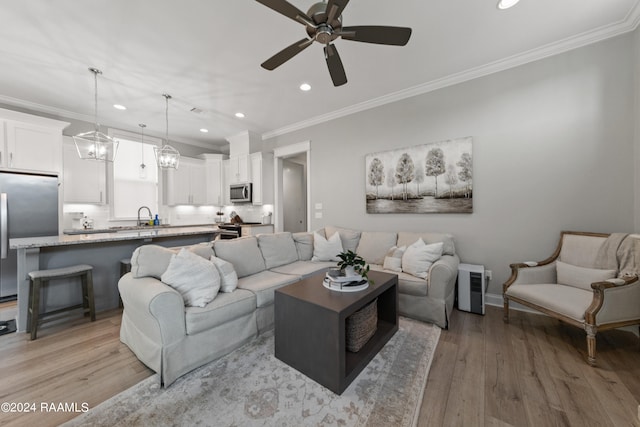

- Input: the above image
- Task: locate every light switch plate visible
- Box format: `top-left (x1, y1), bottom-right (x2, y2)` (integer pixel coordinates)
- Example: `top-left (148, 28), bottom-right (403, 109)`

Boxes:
top-left (315, 203), bottom-right (323, 210)
top-left (315, 212), bottom-right (323, 219)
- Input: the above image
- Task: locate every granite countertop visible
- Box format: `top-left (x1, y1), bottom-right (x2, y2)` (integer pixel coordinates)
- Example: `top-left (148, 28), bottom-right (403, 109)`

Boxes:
top-left (10, 226), bottom-right (221, 249)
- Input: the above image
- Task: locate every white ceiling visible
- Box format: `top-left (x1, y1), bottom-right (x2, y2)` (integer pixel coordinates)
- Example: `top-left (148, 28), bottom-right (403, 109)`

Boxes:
top-left (0, 0), bottom-right (638, 152)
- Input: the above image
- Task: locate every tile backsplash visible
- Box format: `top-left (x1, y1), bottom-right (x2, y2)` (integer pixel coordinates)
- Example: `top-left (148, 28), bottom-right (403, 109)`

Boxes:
top-left (63, 203), bottom-right (274, 230)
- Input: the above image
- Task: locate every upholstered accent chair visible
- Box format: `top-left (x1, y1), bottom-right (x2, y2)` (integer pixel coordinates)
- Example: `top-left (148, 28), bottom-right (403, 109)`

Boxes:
top-left (503, 231), bottom-right (640, 366)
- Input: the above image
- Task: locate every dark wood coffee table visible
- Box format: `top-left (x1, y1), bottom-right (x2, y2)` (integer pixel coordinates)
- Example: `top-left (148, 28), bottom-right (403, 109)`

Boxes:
top-left (274, 270), bottom-right (398, 394)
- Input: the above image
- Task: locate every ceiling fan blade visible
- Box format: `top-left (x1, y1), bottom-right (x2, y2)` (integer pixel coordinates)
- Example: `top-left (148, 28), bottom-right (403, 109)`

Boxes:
top-left (325, 0), bottom-right (350, 23)
top-left (255, 0), bottom-right (314, 26)
top-left (340, 26), bottom-right (412, 46)
top-left (261, 38), bottom-right (314, 70)
top-left (324, 44), bottom-right (347, 87)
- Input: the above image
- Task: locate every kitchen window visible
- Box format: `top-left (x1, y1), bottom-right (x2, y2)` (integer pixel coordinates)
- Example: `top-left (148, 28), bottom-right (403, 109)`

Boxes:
top-left (111, 135), bottom-right (159, 220)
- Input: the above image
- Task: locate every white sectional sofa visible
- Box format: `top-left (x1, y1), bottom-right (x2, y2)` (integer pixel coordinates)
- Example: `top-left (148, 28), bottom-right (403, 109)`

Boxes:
top-left (118, 226), bottom-right (459, 386)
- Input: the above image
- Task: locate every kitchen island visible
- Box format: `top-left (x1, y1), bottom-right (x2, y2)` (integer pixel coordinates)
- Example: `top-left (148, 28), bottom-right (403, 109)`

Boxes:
top-left (10, 226), bottom-right (221, 332)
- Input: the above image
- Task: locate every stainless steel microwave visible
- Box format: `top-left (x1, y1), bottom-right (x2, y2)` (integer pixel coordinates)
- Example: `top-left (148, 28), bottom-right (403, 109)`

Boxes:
top-left (230, 183), bottom-right (252, 203)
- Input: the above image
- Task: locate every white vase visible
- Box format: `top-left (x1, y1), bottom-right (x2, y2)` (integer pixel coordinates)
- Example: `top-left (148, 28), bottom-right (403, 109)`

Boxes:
top-left (344, 265), bottom-right (356, 277)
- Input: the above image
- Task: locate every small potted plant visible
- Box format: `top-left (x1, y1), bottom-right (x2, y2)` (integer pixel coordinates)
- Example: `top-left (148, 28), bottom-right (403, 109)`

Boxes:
top-left (336, 250), bottom-right (370, 281)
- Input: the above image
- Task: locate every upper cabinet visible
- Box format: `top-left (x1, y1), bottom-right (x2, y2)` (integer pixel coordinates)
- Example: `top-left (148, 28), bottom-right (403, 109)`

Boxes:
top-left (250, 152), bottom-right (274, 205)
top-left (227, 154), bottom-right (250, 184)
top-left (0, 108), bottom-right (69, 174)
top-left (62, 136), bottom-right (106, 204)
top-left (225, 130), bottom-right (273, 206)
top-left (200, 154), bottom-right (226, 206)
top-left (164, 157), bottom-right (207, 206)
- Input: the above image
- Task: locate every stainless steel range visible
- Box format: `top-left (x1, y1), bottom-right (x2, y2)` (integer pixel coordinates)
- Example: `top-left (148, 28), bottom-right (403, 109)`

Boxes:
top-left (217, 222), bottom-right (262, 239)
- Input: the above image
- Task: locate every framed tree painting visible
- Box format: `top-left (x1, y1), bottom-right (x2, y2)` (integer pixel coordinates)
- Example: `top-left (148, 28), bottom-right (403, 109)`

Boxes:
top-left (365, 136), bottom-right (473, 213)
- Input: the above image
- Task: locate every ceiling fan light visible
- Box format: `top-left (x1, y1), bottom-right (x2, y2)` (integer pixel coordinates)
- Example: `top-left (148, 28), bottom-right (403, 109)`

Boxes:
top-left (299, 83), bottom-right (311, 91)
top-left (497, 0), bottom-right (521, 10)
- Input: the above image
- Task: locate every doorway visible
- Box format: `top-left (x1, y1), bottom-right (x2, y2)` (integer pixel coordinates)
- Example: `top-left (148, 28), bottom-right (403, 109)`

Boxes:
top-left (274, 141), bottom-right (310, 232)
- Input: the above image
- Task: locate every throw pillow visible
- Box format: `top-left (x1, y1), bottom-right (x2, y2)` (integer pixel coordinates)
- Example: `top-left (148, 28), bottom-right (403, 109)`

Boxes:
top-left (556, 261), bottom-right (616, 291)
top-left (161, 248), bottom-right (220, 307)
top-left (210, 255), bottom-right (238, 293)
top-left (311, 231), bottom-right (344, 262)
top-left (325, 226), bottom-right (362, 252)
top-left (383, 245), bottom-right (406, 272)
top-left (130, 244), bottom-right (176, 279)
top-left (402, 239), bottom-right (443, 279)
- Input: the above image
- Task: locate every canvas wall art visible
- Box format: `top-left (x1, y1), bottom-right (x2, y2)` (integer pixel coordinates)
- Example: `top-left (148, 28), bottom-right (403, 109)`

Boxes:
top-left (365, 136), bottom-right (473, 213)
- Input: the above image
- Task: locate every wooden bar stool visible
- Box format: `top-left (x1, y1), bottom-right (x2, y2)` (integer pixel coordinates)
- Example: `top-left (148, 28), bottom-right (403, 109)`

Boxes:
top-left (118, 258), bottom-right (131, 308)
top-left (27, 264), bottom-right (95, 340)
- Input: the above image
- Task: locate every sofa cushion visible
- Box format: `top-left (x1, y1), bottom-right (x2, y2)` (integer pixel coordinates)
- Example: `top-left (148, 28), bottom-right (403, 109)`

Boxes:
top-left (236, 270), bottom-right (300, 308)
top-left (558, 234), bottom-right (607, 268)
top-left (292, 232), bottom-right (314, 261)
top-left (556, 261), bottom-right (616, 291)
top-left (383, 246), bottom-right (406, 272)
top-left (270, 260), bottom-right (335, 278)
top-left (402, 239), bottom-right (443, 279)
top-left (356, 231), bottom-right (398, 265)
top-left (210, 256), bottom-right (238, 292)
top-left (370, 264), bottom-right (428, 296)
top-left (397, 232), bottom-right (455, 256)
top-left (257, 232), bottom-right (299, 269)
top-left (161, 248), bottom-right (220, 308)
top-left (312, 231), bottom-right (343, 262)
top-left (185, 289), bottom-right (256, 335)
top-left (214, 237), bottom-right (266, 278)
top-left (130, 244), bottom-right (175, 279)
top-left (188, 242), bottom-right (215, 259)
top-left (325, 226), bottom-right (362, 252)
top-left (506, 283), bottom-right (593, 322)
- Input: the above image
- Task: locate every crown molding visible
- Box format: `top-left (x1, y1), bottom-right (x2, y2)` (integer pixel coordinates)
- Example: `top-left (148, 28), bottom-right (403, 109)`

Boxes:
top-left (262, 9), bottom-right (640, 140)
top-left (0, 94), bottom-right (223, 150)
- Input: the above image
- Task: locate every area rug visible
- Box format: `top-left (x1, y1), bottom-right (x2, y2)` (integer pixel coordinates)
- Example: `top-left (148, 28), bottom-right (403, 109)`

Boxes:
top-left (64, 317), bottom-right (440, 427)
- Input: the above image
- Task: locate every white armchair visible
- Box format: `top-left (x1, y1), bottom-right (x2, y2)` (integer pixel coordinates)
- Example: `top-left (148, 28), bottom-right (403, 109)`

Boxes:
top-left (503, 231), bottom-right (640, 366)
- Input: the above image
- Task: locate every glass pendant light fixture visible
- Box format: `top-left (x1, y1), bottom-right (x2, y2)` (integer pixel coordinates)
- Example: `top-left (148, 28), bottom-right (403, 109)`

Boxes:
top-left (154, 94), bottom-right (180, 169)
top-left (138, 123), bottom-right (147, 179)
top-left (73, 68), bottom-right (119, 162)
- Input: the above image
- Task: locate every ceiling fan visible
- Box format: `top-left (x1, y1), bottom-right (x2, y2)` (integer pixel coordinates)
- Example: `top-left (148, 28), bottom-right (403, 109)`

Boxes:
top-left (256, 0), bottom-right (412, 86)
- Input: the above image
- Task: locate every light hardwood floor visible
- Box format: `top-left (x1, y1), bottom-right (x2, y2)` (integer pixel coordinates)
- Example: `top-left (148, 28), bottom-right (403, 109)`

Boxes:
top-left (0, 303), bottom-right (638, 426)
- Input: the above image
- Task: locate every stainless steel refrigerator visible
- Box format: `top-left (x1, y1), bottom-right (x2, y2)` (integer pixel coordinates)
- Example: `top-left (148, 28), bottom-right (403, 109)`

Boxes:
top-left (0, 171), bottom-right (59, 300)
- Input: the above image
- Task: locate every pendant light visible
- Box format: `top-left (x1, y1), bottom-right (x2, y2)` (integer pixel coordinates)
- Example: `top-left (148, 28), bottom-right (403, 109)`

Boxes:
top-left (73, 68), bottom-right (119, 162)
top-left (138, 123), bottom-right (147, 179)
top-left (154, 94), bottom-right (180, 169)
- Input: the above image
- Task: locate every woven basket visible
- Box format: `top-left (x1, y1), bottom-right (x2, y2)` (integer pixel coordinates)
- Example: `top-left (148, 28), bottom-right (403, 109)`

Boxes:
top-left (346, 298), bottom-right (378, 352)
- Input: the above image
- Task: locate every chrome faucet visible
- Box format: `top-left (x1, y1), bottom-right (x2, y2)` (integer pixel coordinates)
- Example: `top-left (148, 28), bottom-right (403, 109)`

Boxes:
top-left (137, 206), bottom-right (152, 226)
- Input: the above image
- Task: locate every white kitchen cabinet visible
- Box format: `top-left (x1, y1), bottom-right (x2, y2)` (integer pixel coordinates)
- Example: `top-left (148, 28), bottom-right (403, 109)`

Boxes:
top-left (228, 154), bottom-right (250, 184)
top-left (200, 154), bottom-right (226, 206)
top-left (250, 152), bottom-right (274, 205)
top-left (62, 136), bottom-right (106, 204)
top-left (165, 157), bottom-right (207, 205)
top-left (0, 108), bottom-right (69, 174)
top-left (222, 159), bottom-right (230, 205)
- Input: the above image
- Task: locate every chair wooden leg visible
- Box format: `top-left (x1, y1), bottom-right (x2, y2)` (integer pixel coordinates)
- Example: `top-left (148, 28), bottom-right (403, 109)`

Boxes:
top-left (503, 297), bottom-right (510, 323)
top-left (585, 323), bottom-right (597, 366)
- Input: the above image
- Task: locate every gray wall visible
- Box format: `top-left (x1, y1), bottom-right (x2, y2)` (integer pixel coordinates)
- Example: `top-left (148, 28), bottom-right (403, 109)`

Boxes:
top-left (265, 33), bottom-right (636, 295)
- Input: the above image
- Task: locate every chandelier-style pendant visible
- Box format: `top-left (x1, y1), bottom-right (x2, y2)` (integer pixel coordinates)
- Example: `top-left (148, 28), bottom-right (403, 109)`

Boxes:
top-left (154, 93), bottom-right (180, 169)
top-left (73, 68), bottom-right (119, 162)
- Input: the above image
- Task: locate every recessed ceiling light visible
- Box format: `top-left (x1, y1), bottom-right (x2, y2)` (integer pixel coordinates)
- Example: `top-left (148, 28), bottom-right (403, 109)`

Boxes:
top-left (299, 83), bottom-right (311, 91)
top-left (200, 128), bottom-right (209, 133)
top-left (497, 0), bottom-right (520, 9)
top-left (235, 112), bottom-right (245, 118)
top-left (113, 104), bottom-right (127, 110)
